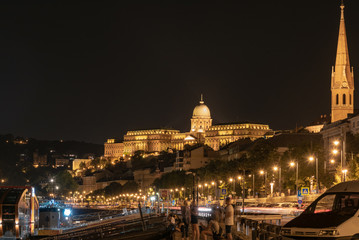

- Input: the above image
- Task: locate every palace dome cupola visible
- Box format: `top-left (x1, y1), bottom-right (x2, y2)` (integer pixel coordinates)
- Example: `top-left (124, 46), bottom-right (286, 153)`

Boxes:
top-left (190, 94), bottom-right (213, 133)
top-left (192, 94), bottom-right (211, 119)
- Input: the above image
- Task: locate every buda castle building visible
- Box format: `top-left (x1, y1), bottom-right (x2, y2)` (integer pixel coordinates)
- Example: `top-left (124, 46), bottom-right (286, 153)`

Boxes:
top-left (105, 95), bottom-right (272, 159)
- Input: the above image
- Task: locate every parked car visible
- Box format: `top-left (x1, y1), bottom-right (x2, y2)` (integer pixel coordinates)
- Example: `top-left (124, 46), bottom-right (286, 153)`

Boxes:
top-left (282, 181), bottom-right (359, 239)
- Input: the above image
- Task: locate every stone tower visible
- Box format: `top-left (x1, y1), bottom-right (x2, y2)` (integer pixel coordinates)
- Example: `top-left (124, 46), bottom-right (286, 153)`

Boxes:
top-left (331, 1), bottom-right (354, 123)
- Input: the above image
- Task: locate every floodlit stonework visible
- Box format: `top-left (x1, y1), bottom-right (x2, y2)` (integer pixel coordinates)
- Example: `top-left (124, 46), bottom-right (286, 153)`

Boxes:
top-left (104, 139), bottom-right (124, 159)
top-left (331, 2), bottom-right (354, 123)
top-left (105, 95), bottom-right (272, 157)
top-left (205, 123), bottom-right (271, 151)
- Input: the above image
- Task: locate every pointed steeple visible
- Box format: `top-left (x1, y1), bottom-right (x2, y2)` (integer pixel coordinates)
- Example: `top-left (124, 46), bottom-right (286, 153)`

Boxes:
top-left (331, 0), bottom-right (354, 123)
top-left (332, 0), bottom-right (353, 89)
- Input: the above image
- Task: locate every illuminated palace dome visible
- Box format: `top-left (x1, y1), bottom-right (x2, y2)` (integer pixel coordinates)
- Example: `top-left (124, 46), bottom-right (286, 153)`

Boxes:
top-left (192, 95), bottom-right (211, 119)
top-left (191, 95), bottom-right (213, 133)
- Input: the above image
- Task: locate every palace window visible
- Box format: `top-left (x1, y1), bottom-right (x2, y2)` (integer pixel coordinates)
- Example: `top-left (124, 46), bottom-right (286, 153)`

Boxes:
top-left (343, 94), bottom-right (346, 105)
top-left (336, 94), bottom-right (339, 105)
top-left (350, 94), bottom-right (352, 105)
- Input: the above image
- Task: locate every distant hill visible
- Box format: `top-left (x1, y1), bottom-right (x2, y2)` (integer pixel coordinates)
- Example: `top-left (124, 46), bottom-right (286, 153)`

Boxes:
top-left (0, 134), bottom-right (103, 159)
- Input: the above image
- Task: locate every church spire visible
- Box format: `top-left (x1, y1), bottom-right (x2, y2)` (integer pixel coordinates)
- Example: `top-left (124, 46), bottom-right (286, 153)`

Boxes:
top-left (334, 0), bottom-right (350, 72)
top-left (331, 0), bottom-right (354, 122)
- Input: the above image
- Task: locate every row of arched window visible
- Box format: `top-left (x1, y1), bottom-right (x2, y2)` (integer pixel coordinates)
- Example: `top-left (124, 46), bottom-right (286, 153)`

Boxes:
top-left (335, 94), bottom-right (352, 105)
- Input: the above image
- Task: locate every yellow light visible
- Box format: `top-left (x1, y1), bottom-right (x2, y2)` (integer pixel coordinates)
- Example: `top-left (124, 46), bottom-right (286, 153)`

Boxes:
top-left (259, 170), bottom-right (264, 175)
top-left (198, 184), bottom-right (202, 188)
top-left (237, 176), bottom-right (242, 180)
top-left (332, 149), bottom-right (339, 154)
top-left (330, 159), bottom-right (335, 164)
top-left (289, 162), bottom-right (295, 167)
top-left (211, 181), bottom-right (215, 185)
top-left (204, 183), bottom-right (208, 187)
top-left (308, 156), bottom-right (314, 161)
top-left (273, 166), bottom-right (278, 171)
top-left (333, 140), bottom-right (340, 146)
top-left (342, 169), bottom-right (348, 174)
top-left (229, 178), bottom-right (233, 182)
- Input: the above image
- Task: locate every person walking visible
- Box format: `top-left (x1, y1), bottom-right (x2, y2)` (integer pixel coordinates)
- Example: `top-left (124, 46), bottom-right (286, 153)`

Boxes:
top-left (224, 197), bottom-right (234, 240)
top-left (190, 201), bottom-right (199, 240)
top-left (181, 200), bottom-right (190, 240)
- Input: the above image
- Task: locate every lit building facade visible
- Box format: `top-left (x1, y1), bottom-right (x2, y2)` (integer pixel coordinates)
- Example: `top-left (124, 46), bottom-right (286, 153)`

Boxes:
top-left (123, 129), bottom-right (179, 155)
top-left (106, 96), bottom-right (272, 157)
top-left (205, 123), bottom-right (271, 151)
top-left (104, 139), bottom-right (124, 159)
top-left (331, 2), bottom-right (354, 123)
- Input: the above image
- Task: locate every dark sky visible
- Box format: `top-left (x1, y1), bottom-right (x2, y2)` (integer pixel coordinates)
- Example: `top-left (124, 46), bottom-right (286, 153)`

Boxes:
top-left (1, 0), bottom-right (359, 144)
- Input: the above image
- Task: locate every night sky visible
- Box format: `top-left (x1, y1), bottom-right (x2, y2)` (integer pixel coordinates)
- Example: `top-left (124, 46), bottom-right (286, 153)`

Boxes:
top-left (1, 0), bottom-right (359, 144)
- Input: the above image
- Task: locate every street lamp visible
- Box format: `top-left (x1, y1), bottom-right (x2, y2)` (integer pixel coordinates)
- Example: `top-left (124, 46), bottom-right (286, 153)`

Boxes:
top-left (211, 181), bottom-right (215, 199)
top-left (186, 171), bottom-right (198, 205)
top-left (332, 139), bottom-right (344, 170)
top-left (342, 169), bottom-right (348, 182)
top-left (270, 182), bottom-right (274, 197)
top-left (308, 156), bottom-right (319, 194)
top-left (259, 170), bottom-right (266, 196)
top-left (204, 183), bottom-right (208, 199)
top-left (289, 161), bottom-right (298, 195)
top-left (273, 166), bottom-right (281, 195)
top-left (248, 174), bottom-right (255, 198)
top-left (229, 178), bottom-right (235, 197)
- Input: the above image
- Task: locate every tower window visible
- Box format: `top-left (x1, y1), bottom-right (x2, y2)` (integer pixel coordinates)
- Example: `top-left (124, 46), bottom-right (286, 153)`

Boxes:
top-left (343, 94), bottom-right (346, 105)
top-left (350, 94), bottom-right (352, 105)
top-left (336, 94), bottom-right (339, 105)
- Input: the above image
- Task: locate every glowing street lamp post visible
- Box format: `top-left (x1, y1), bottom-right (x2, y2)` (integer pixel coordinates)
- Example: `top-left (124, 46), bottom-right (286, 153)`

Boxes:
top-left (342, 169), bottom-right (348, 182)
top-left (270, 182), bottom-right (274, 197)
top-left (204, 183), bottom-right (208, 199)
top-left (248, 174), bottom-right (255, 198)
top-left (186, 172), bottom-right (198, 205)
top-left (238, 175), bottom-right (243, 199)
top-left (309, 156), bottom-right (319, 194)
top-left (333, 140), bottom-right (348, 182)
top-left (211, 182), bottom-right (215, 200)
top-left (290, 162), bottom-right (298, 194)
top-left (333, 139), bottom-right (345, 169)
top-left (273, 166), bottom-right (281, 195)
top-left (229, 178), bottom-right (235, 197)
top-left (259, 170), bottom-right (267, 196)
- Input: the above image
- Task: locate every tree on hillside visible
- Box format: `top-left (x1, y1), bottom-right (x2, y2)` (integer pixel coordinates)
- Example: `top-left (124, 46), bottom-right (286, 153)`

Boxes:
top-left (104, 182), bottom-right (123, 196)
top-left (55, 170), bottom-right (78, 195)
top-left (153, 171), bottom-right (192, 190)
top-left (122, 181), bottom-right (139, 193)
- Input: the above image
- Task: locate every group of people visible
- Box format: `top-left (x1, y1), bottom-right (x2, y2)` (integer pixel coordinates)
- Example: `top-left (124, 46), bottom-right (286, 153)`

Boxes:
top-left (168, 197), bottom-right (234, 240)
